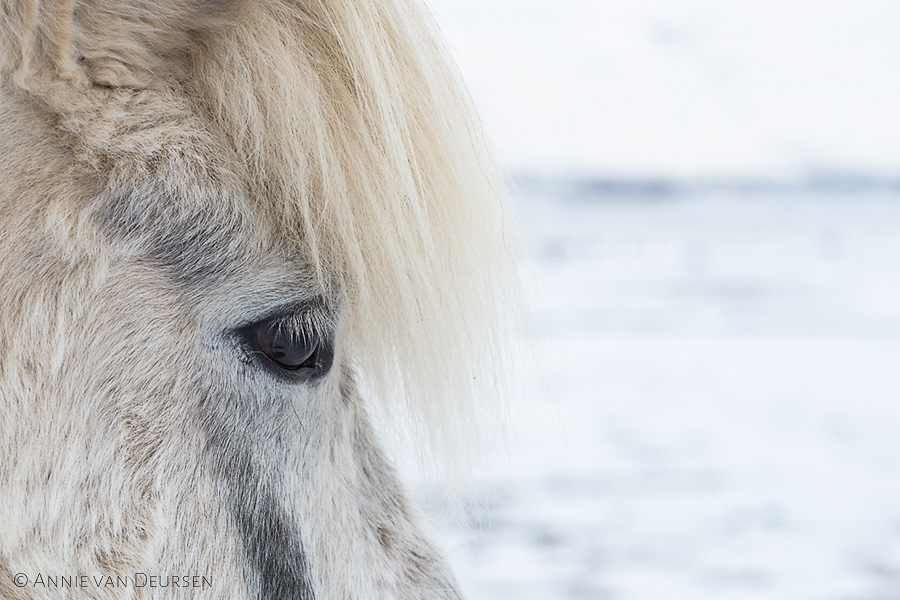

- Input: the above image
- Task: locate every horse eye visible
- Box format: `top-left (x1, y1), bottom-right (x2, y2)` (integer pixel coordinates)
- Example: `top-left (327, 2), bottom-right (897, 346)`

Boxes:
top-left (248, 320), bottom-right (332, 374)
top-left (256, 323), bottom-right (316, 370)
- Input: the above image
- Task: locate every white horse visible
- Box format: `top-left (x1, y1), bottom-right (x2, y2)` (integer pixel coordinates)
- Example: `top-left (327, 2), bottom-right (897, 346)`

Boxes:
top-left (0, 0), bottom-right (519, 597)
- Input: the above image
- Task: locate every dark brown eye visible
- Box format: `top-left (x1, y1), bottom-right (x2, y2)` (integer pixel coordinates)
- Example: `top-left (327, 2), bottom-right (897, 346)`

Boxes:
top-left (256, 323), bottom-right (317, 370)
top-left (241, 318), bottom-right (334, 376)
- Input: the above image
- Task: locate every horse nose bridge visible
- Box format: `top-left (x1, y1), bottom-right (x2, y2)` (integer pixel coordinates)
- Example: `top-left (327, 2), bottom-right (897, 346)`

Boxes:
top-left (219, 448), bottom-right (317, 600)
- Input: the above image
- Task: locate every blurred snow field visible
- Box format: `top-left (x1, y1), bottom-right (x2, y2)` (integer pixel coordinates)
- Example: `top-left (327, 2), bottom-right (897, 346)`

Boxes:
top-left (407, 1), bottom-right (900, 599)
top-left (414, 185), bottom-right (900, 600)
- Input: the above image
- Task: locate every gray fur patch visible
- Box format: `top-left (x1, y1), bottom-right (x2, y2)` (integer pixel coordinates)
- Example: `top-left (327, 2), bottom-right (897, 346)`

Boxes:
top-left (95, 189), bottom-right (250, 287)
top-left (200, 395), bottom-right (315, 600)
top-left (225, 448), bottom-right (315, 600)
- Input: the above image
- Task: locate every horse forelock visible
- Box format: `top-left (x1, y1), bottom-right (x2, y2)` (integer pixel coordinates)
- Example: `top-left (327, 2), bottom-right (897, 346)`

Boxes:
top-left (188, 0), bottom-right (523, 445)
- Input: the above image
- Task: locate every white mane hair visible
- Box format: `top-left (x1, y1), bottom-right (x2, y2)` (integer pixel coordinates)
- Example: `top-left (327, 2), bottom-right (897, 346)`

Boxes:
top-left (0, 0), bottom-right (522, 445)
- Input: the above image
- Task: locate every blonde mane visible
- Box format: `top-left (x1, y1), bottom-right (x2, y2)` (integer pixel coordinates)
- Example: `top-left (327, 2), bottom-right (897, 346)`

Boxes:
top-left (1, 0), bottom-right (522, 442)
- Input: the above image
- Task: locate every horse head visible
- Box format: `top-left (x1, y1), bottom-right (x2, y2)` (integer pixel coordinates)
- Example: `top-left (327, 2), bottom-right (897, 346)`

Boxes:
top-left (0, 0), bottom-right (518, 597)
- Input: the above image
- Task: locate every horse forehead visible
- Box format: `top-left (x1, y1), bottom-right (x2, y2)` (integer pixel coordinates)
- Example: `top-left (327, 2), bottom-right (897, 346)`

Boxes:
top-left (81, 129), bottom-right (307, 290)
top-left (95, 184), bottom-right (256, 285)
top-left (0, 94), bottom-right (308, 304)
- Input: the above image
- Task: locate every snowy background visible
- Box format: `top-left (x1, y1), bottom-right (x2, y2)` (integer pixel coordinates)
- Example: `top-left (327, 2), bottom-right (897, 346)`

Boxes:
top-left (406, 2), bottom-right (900, 599)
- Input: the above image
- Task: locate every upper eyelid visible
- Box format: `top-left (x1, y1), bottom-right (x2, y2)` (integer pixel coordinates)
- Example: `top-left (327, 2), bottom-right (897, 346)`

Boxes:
top-left (241, 298), bottom-right (336, 337)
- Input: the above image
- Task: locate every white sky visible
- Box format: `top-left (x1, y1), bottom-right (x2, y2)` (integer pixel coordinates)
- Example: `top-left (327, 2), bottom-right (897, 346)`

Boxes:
top-left (426, 0), bottom-right (900, 180)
